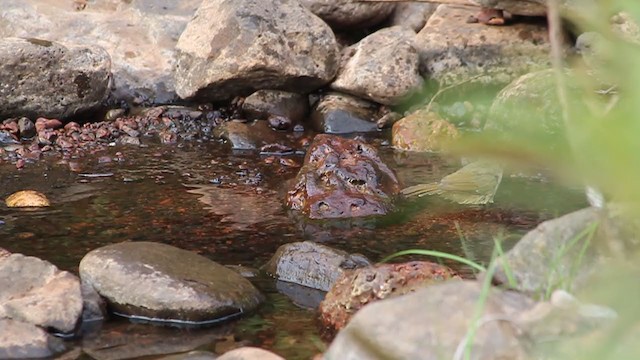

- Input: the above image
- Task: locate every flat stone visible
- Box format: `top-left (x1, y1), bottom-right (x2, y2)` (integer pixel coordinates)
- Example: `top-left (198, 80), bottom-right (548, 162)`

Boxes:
top-left (79, 241), bottom-right (264, 325)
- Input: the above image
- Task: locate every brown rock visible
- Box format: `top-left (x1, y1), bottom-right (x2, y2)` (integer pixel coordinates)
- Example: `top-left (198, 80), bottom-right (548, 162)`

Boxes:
top-left (319, 261), bottom-right (459, 331)
top-left (286, 134), bottom-right (400, 219)
top-left (5, 190), bottom-right (50, 207)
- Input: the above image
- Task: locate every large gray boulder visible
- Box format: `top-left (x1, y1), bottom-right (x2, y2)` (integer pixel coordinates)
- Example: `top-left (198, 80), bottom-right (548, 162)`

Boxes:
top-left (300, 0), bottom-right (396, 30)
top-left (0, 253), bottom-right (83, 333)
top-left (79, 241), bottom-right (264, 324)
top-left (175, 0), bottom-right (339, 102)
top-left (416, 4), bottom-right (551, 86)
top-left (331, 26), bottom-right (423, 106)
top-left (324, 281), bottom-right (534, 360)
top-left (0, 37), bottom-right (111, 120)
top-left (0, 0), bottom-right (200, 104)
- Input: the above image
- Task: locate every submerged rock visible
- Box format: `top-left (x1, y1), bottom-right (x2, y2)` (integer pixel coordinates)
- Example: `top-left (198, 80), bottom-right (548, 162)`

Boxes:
top-left (0, 253), bottom-right (83, 333)
top-left (416, 4), bottom-right (551, 86)
top-left (319, 261), bottom-right (459, 331)
top-left (392, 110), bottom-right (459, 152)
top-left (300, 0), bottom-right (396, 30)
top-left (5, 190), bottom-right (50, 207)
top-left (331, 26), bottom-right (423, 106)
top-left (0, 37), bottom-right (111, 120)
top-left (264, 241), bottom-right (370, 291)
top-left (310, 93), bottom-right (380, 134)
top-left (286, 134), bottom-right (401, 219)
top-left (175, 0), bottom-right (339, 101)
top-left (324, 280), bottom-right (534, 360)
top-left (79, 241), bottom-right (264, 325)
top-left (0, 319), bottom-right (66, 359)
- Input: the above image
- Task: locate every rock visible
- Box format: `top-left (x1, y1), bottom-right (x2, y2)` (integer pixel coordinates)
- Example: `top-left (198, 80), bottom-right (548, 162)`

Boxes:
top-left (5, 190), bottom-right (50, 207)
top-left (475, 0), bottom-right (547, 16)
top-left (0, 37), bottom-right (111, 120)
top-left (324, 280), bottom-right (534, 360)
top-left (217, 347), bottom-right (284, 360)
top-left (275, 280), bottom-right (327, 309)
top-left (0, 253), bottom-right (83, 333)
top-left (387, 2), bottom-right (437, 32)
top-left (213, 121), bottom-right (279, 150)
top-left (175, 0), bottom-right (339, 101)
top-left (158, 351), bottom-right (218, 360)
top-left (242, 90), bottom-right (309, 124)
top-left (331, 26), bottom-right (424, 106)
top-left (300, 0), bottom-right (396, 30)
top-left (416, 4), bottom-right (551, 86)
top-left (310, 93), bottom-right (379, 134)
top-left (79, 241), bottom-right (264, 324)
top-left (17, 118), bottom-right (36, 139)
top-left (286, 134), bottom-right (401, 218)
top-left (80, 280), bottom-right (106, 323)
top-left (0, 319), bottom-right (66, 359)
top-left (264, 241), bottom-right (370, 291)
top-left (392, 110), bottom-right (459, 152)
top-left (492, 207), bottom-right (600, 295)
top-left (485, 69), bottom-right (581, 151)
top-left (0, 0), bottom-right (201, 104)
top-left (320, 261), bottom-right (459, 331)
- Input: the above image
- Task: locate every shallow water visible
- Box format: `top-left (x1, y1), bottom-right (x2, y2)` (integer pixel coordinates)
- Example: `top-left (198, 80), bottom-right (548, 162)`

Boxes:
top-left (0, 137), bottom-right (587, 359)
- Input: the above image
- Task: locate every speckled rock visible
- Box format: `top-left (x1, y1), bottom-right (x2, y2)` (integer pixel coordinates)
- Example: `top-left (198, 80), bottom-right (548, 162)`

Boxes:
top-left (392, 110), bottom-right (459, 152)
top-left (324, 281), bottom-right (534, 360)
top-left (0, 253), bottom-right (83, 333)
top-left (0, 37), bottom-right (111, 120)
top-left (416, 4), bottom-right (552, 86)
top-left (5, 190), bottom-right (50, 207)
top-left (300, 0), bottom-right (396, 30)
top-left (286, 134), bottom-right (401, 219)
top-left (0, 319), bottom-right (66, 359)
top-left (175, 0), bottom-right (339, 101)
top-left (264, 241), bottom-right (370, 291)
top-left (79, 241), bottom-right (264, 324)
top-left (320, 261), bottom-right (459, 331)
top-left (331, 26), bottom-right (423, 106)
top-left (310, 92), bottom-right (379, 134)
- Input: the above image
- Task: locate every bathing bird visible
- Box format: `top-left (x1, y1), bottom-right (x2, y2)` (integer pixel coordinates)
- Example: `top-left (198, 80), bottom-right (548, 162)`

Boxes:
top-left (401, 160), bottom-right (503, 205)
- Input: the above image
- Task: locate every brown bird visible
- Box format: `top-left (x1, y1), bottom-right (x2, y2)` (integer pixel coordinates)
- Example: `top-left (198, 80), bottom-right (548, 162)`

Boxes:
top-left (401, 160), bottom-right (503, 205)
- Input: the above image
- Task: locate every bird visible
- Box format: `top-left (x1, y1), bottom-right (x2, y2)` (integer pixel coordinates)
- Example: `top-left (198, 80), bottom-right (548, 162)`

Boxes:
top-left (401, 160), bottom-right (503, 205)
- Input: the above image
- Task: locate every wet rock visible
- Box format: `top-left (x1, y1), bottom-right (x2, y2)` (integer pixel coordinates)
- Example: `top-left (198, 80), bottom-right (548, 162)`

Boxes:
top-left (0, 253), bottom-right (83, 333)
top-left (286, 134), bottom-right (401, 218)
top-left (275, 280), bottom-right (327, 309)
top-left (392, 110), bottom-right (459, 152)
top-left (387, 2), bottom-right (437, 32)
top-left (80, 280), bottom-right (106, 323)
top-left (17, 118), bottom-right (35, 139)
top-left (300, 0), bottom-right (396, 30)
top-left (158, 351), bottom-right (218, 360)
top-left (242, 90), bottom-right (309, 124)
top-left (0, 37), bottom-right (111, 120)
top-left (0, 318), bottom-right (66, 359)
top-left (213, 121), bottom-right (279, 150)
top-left (320, 261), bottom-right (459, 331)
top-left (0, 0), bottom-right (201, 104)
top-left (492, 207), bottom-right (600, 295)
top-left (5, 190), bottom-right (50, 207)
top-left (175, 0), bottom-right (339, 101)
top-left (310, 93), bottom-right (379, 134)
top-left (324, 280), bottom-right (534, 360)
top-left (217, 347), bottom-right (284, 360)
top-left (263, 241), bottom-right (370, 291)
top-left (79, 242), bottom-right (264, 324)
top-left (416, 5), bottom-right (551, 86)
top-left (331, 26), bottom-right (423, 106)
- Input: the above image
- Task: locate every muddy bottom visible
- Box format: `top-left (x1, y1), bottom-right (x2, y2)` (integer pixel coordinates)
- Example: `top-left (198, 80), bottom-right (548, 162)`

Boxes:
top-left (0, 138), bottom-right (587, 359)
